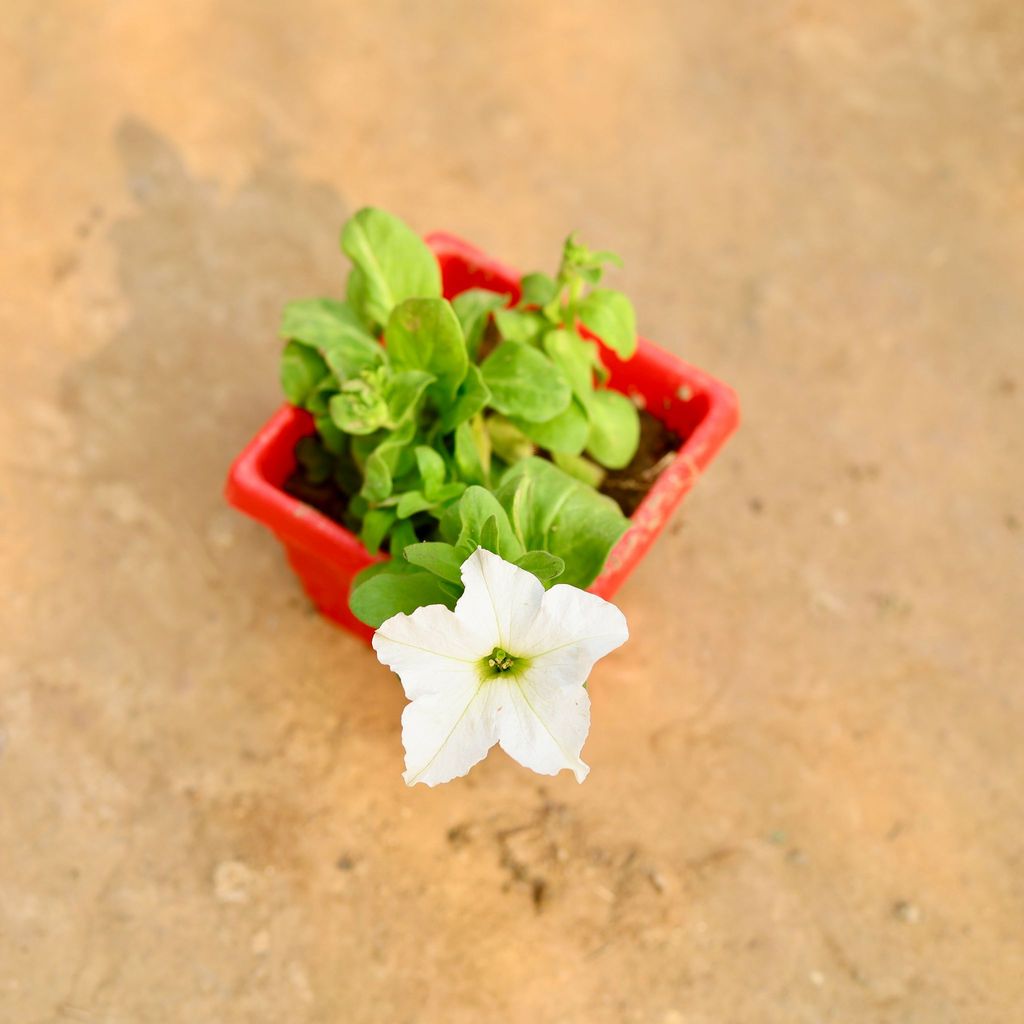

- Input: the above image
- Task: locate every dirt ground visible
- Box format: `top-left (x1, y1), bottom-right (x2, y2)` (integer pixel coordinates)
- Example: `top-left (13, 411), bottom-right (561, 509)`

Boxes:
top-left (2, 2), bottom-right (1022, 1022)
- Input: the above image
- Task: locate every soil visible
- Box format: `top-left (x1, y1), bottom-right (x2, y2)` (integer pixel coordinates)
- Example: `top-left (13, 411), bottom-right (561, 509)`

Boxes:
top-left (284, 463), bottom-right (354, 527)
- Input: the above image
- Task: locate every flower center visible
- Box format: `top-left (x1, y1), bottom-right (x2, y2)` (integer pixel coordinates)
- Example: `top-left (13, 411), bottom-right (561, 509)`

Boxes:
top-left (480, 647), bottom-right (527, 679)
top-left (488, 647), bottom-right (515, 671)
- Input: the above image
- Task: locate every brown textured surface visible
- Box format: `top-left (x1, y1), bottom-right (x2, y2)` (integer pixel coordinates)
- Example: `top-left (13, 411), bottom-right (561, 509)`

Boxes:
top-left (2, 2), bottom-right (1023, 1022)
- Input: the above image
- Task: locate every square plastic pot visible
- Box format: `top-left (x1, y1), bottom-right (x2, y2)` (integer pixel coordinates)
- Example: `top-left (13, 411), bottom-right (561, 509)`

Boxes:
top-left (226, 232), bottom-right (740, 643)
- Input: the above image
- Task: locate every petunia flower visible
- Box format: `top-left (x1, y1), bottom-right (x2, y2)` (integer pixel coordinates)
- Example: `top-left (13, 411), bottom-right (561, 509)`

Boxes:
top-left (372, 547), bottom-right (629, 787)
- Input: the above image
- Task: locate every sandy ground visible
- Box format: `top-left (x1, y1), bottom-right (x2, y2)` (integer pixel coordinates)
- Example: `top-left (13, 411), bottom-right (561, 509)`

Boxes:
top-left (1, 2), bottom-right (1023, 1021)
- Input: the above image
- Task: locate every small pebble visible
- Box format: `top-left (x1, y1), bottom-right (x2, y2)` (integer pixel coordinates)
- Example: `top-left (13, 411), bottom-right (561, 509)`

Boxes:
top-left (288, 962), bottom-right (315, 1004)
top-left (214, 860), bottom-right (254, 904)
top-left (892, 899), bottom-right (920, 924)
top-left (207, 514), bottom-right (237, 549)
top-left (96, 482), bottom-right (147, 526)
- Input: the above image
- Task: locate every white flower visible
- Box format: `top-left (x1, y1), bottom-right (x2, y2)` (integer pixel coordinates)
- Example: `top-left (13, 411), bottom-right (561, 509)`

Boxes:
top-left (372, 547), bottom-right (629, 787)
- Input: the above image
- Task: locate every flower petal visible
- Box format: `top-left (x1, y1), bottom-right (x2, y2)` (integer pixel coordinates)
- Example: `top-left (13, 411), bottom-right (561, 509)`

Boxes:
top-left (375, 599), bottom-right (503, 786)
top-left (373, 602), bottom-right (491, 700)
top-left (495, 672), bottom-right (592, 782)
top-left (516, 584), bottom-right (629, 685)
top-left (454, 547), bottom-right (544, 652)
top-left (401, 675), bottom-right (500, 786)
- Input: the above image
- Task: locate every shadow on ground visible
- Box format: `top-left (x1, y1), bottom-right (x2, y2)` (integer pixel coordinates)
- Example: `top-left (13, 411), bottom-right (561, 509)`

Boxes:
top-left (65, 118), bottom-right (347, 531)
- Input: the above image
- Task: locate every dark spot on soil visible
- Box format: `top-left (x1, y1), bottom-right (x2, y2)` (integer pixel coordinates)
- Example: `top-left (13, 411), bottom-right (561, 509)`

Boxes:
top-left (847, 462), bottom-right (881, 483)
top-left (531, 877), bottom-right (547, 909)
top-left (994, 375), bottom-right (1016, 397)
top-left (749, 496), bottom-right (764, 514)
top-left (76, 205), bottom-right (105, 239)
top-left (869, 591), bottom-right (912, 617)
top-left (886, 820), bottom-right (906, 841)
top-left (447, 823), bottom-right (474, 847)
top-left (52, 251), bottom-right (79, 283)
top-left (335, 854), bottom-right (356, 871)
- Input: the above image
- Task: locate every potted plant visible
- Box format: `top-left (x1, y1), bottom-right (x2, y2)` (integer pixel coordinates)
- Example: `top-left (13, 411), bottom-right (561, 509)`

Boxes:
top-left (226, 209), bottom-right (738, 785)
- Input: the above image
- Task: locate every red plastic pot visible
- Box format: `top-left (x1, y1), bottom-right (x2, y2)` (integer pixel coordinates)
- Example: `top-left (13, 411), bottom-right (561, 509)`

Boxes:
top-left (226, 232), bottom-right (739, 643)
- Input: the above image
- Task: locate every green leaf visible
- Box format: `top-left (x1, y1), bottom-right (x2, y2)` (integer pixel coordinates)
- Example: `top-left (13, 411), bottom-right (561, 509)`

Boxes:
top-left (280, 341), bottom-right (329, 406)
top-left (352, 559), bottom-right (410, 585)
top-left (479, 514), bottom-right (500, 554)
top-left (432, 481), bottom-right (467, 505)
top-left (403, 541), bottom-right (465, 584)
top-left (486, 415), bottom-right (535, 465)
top-left (351, 431), bottom-right (381, 468)
top-left (348, 494), bottom-right (370, 520)
top-left (455, 486), bottom-right (524, 561)
top-left (385, 297), bottom-right (468, 403)
top-left (496, 458), bottom-right (628, 588)
top-left (359, 508), bottom-right (396, 552)
top-left (350, 568), bottom-right (456, 628)
top-left (393, 482), bottom-right (465, 521)
top-left (512, 398), bottom-right (589, 455)
top-left (515, 550), bottom-right (566, 587)
top-left (559, 234), bottom-right (622, 285)
top-left (438, 363), bottom-right (490, 434)
top-left (543, 329), bottom-right (594, 401)
top-left (340, 208), bottom-right (442, 329)
top-left (414, 446), bottom-right (446, 495)
top-left (313, 412), bottom-right (347, 455)
top-left (519, 273), bottom-right (559, 307)
top-left (345, 265), bottom-right (373, 329)
top-left (493, 308), bottom-right (546, 345)
top-left (452, 289), bottom-right (506, 360)
top-left (396, 490), bottom-right (435, 519)
top-left (585, 389), bottom-right (641, 469)
top-left (577, 289), bottom-right (637, 359)
top-left (552, 451), bottom-right (606, 489)
top-left (389, 518), bottom-right (420, 556)
top-left (386, 369), bottom-right (435, 425)
top-left (329, 371), bottom-right (391, 435)
top-left (480, 342), bottom-right (571, 423)
top-left (362, 418), bottom-right (417, 503)
top-left (305, 380), bottom-right (336, 417)
top-left (438, 501), bottom-right (462, 545)
top-left (323, 339), bottom-right (386, 383)
top-left (589, 250), bottom-right (623, 267)
top-left (280, 298), bottom-right (384, 380)
top-left (454, 418), bottom-right (490, 486)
